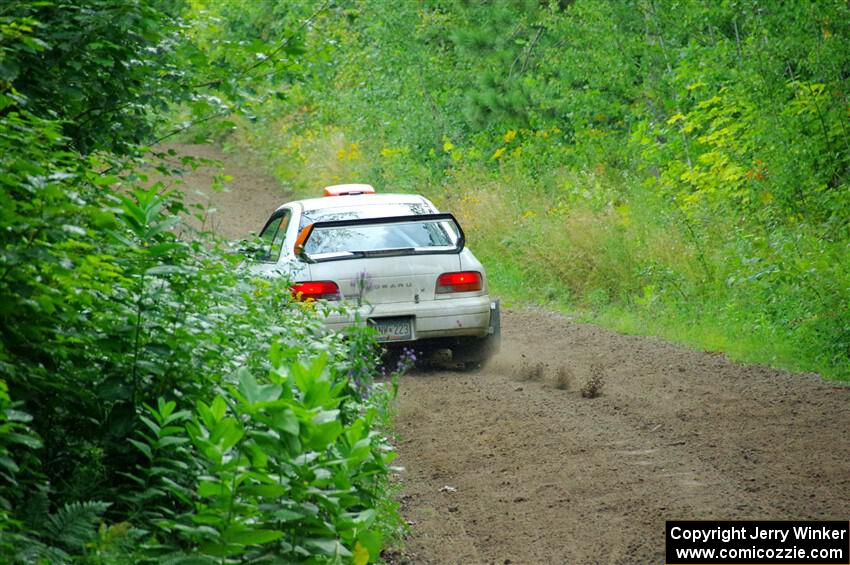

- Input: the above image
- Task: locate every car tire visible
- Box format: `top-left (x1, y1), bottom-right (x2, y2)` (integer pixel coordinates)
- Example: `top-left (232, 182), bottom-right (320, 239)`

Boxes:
top-left (452, 300), bottom-right (500, 369)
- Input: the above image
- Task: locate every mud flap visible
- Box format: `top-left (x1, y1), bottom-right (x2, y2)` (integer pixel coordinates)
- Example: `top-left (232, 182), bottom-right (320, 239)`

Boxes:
top-left (488, 299), bottom-right (501, 353)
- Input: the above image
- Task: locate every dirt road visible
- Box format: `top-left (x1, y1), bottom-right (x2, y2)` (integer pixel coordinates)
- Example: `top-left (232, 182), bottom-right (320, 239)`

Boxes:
top-left (394, 311), bottom-right (849, 564)
top-left (167, 143), bottom-right (850, 565)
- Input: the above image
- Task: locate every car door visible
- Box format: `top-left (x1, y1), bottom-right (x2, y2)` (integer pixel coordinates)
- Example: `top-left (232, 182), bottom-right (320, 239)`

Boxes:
top-left (249, 207), bottom-right (308, 279)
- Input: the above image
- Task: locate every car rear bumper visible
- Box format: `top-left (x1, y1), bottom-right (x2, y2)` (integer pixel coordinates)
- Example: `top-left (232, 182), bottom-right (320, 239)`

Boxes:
top-left (323, 294), bottom-right (493, 340)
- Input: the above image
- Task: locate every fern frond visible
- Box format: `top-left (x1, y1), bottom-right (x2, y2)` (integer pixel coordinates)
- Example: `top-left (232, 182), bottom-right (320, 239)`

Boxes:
top-left (15, 539), bottom-right (70, 564)
top-left (44, 500), bottom-right (111, 552)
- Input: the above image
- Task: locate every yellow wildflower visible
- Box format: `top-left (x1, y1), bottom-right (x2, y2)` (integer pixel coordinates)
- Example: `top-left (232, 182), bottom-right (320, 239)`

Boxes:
top-left (353, 542), bottom-right (369, 565)
top-left (347, 143), bottom-right (361, 161)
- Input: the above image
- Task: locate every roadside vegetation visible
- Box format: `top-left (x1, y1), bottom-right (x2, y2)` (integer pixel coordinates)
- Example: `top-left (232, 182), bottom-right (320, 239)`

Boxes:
top-left (188, 0), bottom-right (849, 381)
top-left (1, 1), bottom-right (402, 563)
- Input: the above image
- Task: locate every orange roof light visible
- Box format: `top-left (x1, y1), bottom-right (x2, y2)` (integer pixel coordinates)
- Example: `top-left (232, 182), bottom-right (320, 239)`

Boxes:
top-left (323, 183), bottom-right (376, 197)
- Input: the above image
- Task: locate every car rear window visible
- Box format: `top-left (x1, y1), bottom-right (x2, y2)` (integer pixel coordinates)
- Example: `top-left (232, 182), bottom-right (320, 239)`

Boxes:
top-left (304, 217), bottom-right (459, 256)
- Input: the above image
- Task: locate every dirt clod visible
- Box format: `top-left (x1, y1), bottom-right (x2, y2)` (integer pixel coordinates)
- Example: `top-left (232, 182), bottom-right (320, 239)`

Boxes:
top-left (518, 361), bottom-right (546, 381)
top-left (553, 365), bottom-right (573, 390)
top-left (580, 364), bottom-right (605, 398)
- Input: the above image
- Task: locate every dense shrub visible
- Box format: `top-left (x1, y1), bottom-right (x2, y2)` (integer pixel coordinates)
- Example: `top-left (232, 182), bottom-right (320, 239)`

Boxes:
top-left (1, 2), bottom-right (402, 562)
top-left (0, 106), bottom-right (400, 562)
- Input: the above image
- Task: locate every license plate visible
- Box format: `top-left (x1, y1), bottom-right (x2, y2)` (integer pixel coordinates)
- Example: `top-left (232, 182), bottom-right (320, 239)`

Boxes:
top-left (369, 317), bottom-right (413, 342)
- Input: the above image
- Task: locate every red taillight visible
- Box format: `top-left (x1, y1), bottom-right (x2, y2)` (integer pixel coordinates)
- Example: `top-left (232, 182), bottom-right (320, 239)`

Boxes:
top-left (291, 281), bottom-right (340, 301)
top-left (436, 271), bottom-right (483, 294)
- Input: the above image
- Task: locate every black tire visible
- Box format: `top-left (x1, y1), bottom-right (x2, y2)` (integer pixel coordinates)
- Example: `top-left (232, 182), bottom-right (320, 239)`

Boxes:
top-left (452, 300), bottom-right (501, 369)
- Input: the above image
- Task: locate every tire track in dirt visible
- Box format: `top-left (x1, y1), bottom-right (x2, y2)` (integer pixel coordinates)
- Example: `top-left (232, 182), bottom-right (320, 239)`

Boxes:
top-left (163, 143), bottom-right (849, 565)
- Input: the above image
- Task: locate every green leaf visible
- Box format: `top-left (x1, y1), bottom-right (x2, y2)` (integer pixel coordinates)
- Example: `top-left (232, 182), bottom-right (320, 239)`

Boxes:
top-left (156, 555), bottom-right (218, 565)
top-left (352, 508), bottom-right (377, 527)
top-left (156, 435), bottom-right (189, 449)
top-left (197, 542), bottom-right (242, 558)
top-left (145, 264), bottom-right (193, 276)
top-left (240, 484), bottom-right (288, 497)
top-left (266, 408), bottom-right (299, 436)
top-left (156, 397), bottom-right (176, 419)
top-left (163, 410), bottom-right (192, 426)
top-left (306, 419), bottom-right (342, 451)
top-left (45, 501), bottom-right (111, 551)
top-left (237, 368), bottom-right (282, 405)
top-left (272, 509), bottom-right (305, 522)
top-left (210, 396), bottom-right (227, 421)
top-left (226, 529), bottom-right (284, 545)
top-left (358, 529), bottom-right (383, 564)
top-left (0, 455), bottom-right (20, 475)
top-left (4, 431), bottom-right (42, 449)
top-left (128, 438), bottom-right (152, 460)
top-left (148, 242), bottom-right (183, 256)
top-left (212, 418), bottom-right (244, 452)
top-left (198, 480), bottom-right (229, 498)
top-left (303, 538), bottom-right (351, 557)
top-left (139, 415), bottom-right (161, 436)
top-left (312, 409), bottom-right (340, 425)
top-left (4, 409), bottom-right (33, 423)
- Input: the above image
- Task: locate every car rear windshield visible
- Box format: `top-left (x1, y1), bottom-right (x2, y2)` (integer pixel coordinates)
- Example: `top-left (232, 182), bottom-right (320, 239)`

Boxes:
top-left (303, 217), bottom-right (460, 257)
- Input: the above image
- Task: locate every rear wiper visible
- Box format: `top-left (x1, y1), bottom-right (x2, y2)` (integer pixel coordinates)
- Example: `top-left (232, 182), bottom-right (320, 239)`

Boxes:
top-left (306, 250), bottom-right (365, 263)
top-left (357, 248), bottom-right (416, 258)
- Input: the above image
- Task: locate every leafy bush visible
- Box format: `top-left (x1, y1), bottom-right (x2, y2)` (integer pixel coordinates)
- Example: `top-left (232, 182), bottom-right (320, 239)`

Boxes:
top-left (1, 2), bottom-right (404, 562)
top-left (0, 109), bottom-right (398, 565)
top-left (115, 354), bottom-right (397, 563)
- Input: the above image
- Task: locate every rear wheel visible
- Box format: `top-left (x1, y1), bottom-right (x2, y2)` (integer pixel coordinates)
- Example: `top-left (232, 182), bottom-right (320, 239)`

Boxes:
top-left (451, 300), bottom-right (500, 369)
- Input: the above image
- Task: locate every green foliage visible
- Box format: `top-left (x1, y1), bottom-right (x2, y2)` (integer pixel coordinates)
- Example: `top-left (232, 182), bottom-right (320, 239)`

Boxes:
top-left (0, 2), bottom-right (403, 562)
top-left (186, 356), bottom-right (392, 561)
top-left (0, 105), bottom-right (400, 558)
top-left (108, 354), bottom-right (397, 563)
top-left (45, 501), bottom-right (112, 555)
top-left (1, 0), bottom-right (191, 153)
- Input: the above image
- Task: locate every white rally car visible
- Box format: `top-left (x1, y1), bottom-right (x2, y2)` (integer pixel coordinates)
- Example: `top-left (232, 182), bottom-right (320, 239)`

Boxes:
top-left (249, 184), bottom-right (500, 367)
